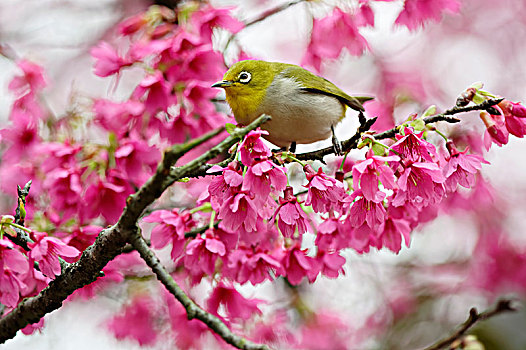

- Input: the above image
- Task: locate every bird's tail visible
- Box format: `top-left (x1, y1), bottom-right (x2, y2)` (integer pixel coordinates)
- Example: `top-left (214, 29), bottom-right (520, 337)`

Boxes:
top-left (347, 96), bottom-right (374, 111)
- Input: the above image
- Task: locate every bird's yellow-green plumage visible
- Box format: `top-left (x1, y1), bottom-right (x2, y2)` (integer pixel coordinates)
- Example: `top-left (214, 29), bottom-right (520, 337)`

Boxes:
top-left (212, 60), bottom-right (372, 149)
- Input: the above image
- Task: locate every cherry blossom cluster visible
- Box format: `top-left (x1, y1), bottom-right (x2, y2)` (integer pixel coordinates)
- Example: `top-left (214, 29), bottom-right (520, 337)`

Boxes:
top-left (0, 3), bottom-right (242, 336)
top-left (1, 1), bottom-right (526, 349)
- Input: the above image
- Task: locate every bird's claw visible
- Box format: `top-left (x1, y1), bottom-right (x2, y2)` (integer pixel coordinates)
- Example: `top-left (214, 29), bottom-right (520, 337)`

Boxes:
top-left (331, 126), bottom-right (342, 156)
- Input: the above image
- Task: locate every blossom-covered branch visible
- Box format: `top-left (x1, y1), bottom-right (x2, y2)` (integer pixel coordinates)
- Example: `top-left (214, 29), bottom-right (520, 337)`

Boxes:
top-left (129, 231), bottom-right (271, 350)
top-left (0, 115), bottom-right (270, 344)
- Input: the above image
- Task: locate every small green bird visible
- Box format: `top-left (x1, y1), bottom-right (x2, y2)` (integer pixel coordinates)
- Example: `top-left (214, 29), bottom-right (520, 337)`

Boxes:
top-left (212, 60), bottom-right (372, 154)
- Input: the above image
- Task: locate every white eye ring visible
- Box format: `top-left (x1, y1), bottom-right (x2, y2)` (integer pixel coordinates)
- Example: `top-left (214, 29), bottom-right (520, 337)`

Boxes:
top-left (238, 71), bottom-right (251, 83)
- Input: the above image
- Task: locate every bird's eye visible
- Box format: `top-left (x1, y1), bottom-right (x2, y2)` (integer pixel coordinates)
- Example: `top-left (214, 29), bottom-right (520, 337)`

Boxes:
top-left (238, 71), bottom-right (251, 84)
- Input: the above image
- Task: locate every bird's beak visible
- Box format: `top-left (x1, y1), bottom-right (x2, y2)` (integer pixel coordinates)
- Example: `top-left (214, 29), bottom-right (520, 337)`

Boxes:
top-left (212, 80), bottom-right (233, 88)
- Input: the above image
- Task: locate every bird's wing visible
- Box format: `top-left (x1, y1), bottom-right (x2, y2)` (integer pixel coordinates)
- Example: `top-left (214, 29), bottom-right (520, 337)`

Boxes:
top-left (280, 65), bottom-right (373, 111)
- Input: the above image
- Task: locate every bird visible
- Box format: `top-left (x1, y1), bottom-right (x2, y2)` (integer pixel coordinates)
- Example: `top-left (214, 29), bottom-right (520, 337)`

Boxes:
top-left (212, 60), bottom-right (373, 154)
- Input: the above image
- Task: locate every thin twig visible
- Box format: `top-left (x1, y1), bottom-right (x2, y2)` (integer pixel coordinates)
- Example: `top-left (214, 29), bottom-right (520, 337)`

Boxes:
top-left (296, 98), bottom-right (503, 161)
top-left (224, 0), bottom-right (308, 52)
top-left (129, 231), bottom-right (271, 350)
top-left (7, 181), bottom-right (33, 251)
top-left (422, 299), bottom-right (518, 350)
top-left (374, 98), bottom-right (503, 140)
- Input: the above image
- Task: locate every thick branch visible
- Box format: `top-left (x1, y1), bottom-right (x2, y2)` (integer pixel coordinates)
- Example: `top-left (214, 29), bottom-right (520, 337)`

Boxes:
top-left (129, 232), bottom-right (271, 350)
top-left (423, 299), bottom-right (518, 350)
top-left (0, 115), bottom-right (270, 344)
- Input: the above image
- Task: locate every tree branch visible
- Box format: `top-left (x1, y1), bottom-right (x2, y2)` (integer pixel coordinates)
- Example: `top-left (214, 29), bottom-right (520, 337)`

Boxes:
top-left (422, 299), bottom-right (518, 350)
top-left (224, 0), bottom-right (309, 52)
top-left (0, 115), bottom-right (271, 344)
top-left (129, 231), bottom-right (271, 350)
top-left (374, 98), bottom-right (503, 140)
top-left (296, 98), bottom-right (504, 161)
top-left (6, 181), bottom-right (33, 251)
top-left (295, 113), bottom-right (377, 162)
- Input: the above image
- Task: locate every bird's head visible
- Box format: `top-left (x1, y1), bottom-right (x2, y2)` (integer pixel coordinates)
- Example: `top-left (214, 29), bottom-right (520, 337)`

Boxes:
top-left (212, 60), bottom-right (277, 97)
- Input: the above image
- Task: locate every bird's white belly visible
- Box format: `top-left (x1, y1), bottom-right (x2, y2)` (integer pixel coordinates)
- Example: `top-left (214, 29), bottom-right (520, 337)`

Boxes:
top-left (256, 77), bottom-right (345, 147)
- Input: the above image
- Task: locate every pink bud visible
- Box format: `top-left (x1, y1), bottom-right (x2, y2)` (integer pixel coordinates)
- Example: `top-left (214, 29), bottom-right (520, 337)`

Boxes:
top-left (511, 102), bottom-right (526, 118)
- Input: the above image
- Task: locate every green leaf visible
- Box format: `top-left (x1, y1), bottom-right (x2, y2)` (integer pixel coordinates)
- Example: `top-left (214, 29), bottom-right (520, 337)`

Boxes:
top-left (411, 118), bottom-right (426, 132)
top-left (225, 123), bottom-right (237, 135)
top-left (372, 143), bottom-right (385, 156)
top-left (470, 82), bottom-right (484, 90)
top-left (422, 105), bottom-right (436, 117)
top-left (472, 93), bottom-right (485, 104)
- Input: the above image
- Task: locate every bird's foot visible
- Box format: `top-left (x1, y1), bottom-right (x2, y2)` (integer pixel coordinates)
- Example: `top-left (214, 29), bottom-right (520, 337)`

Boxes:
top-left (289, 142), bottom-right (297, 154)
top-left (272, 142), bottom-right (296, 154)
top-left (331, 126), bottom-right (342, 156)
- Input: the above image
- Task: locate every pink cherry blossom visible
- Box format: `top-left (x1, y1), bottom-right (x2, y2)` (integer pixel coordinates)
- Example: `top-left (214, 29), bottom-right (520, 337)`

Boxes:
top-left (183, 81), bottom-right (218, 116)
top-left (315, 217), bottom-right (351, 251)
top-left (496, 100), bottom-right (526, 137)
top-left (184, 230), bottom-right (226, 276)
top-left (480, 111), bottom-right (509, 149)
top-left (470, 231), bottom-right (526, 295)
top-left (442, 142), bottom-right (488, 192)
top-left (348, 190), bottom-right (387, 231)
top-left (118, 13), bottom-right (147, 36)
top-left (142, 209), bottom-right (194, 261)
top-left (356, 2), bottom-right (375, 27)
top-left (352, 150), bottom-right (400, 203)
top-left (310, 250), bottom-right (346, 280)
top-left (163, 287), bottom-right (208, 349)
top-left (29, 233), bottom-right (80, 278)
top-left (303, 164), bottom-right (349, 213)
top-left (225, 246), bottom-right (283, 285)
top-left (93, 99), bottom-right (144, 136)
top-left (0, 240), bottom-right (29, 307)
top-left (115, 137), bottom-right (161, 186)
top-left (395, 0), bottom-right (461, 31)
top-left (206, 161), bottom-right (243, 210)
top-left (180, 45), bottom-right (225, 82)
top-left (510, 101), bottom-right (526, 118)
top-left (62, 225), bottom-right (103, 252)
top-left (394, 161), bottom-right (445, 207)
top-left (38, 142), bottom-right (81, 173)
top-left (207, 282), bottom-right (263, 320)
top-left (298, 310), bottom-right (351, 350)
top-left (83, 170), bottom-right (134, 223)
top-left (21, 318), bottom-right (45, 336)
top-left (90, 41), bottom-right (132, 77)
top-left (191, 5), bottom-right (244, 42)
top-left (348, 222), bottom-right (376, 254)
top-left (242, 158), bottom-right (287, 203)
top-left (282, 244), bottom-right (314, 285)
top-left (238, 129), bottom-right (272, 166)
top-left (376, 212), bottom-right (412, 253)
top-left (107, 295), bottom-right (158, 346)
top-left (275, 186), bottom-right (310, 238)
top-left (218, 191), bottom-right (260, 233)
top-left (132, 71), bottom-right (173, 116)
top-left (44, 166), bottom-right (83, 220)
top-left (0, 110), bottom-right (40, 162)
top-left (302, 7), bottom-right (368, 71)
top-left (8, 59), bottom-right (47, 96)
top-left (390, 127), bottom-right (437, 162)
